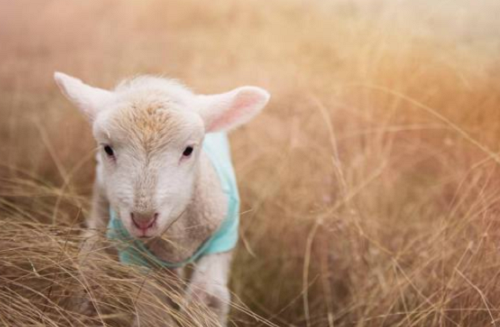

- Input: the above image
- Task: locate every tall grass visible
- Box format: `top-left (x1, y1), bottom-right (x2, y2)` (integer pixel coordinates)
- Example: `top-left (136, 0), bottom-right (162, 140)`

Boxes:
top-left (1, 0), bottom-right (500, 326)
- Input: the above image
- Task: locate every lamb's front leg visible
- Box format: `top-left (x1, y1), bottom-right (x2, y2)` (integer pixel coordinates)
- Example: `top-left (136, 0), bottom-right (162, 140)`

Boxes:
top-left (185, 251), bottom-right (233, 326)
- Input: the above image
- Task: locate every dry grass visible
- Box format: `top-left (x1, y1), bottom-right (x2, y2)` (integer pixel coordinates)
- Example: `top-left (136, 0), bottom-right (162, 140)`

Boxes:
top-left (2, 0), bottom-right (500, 326)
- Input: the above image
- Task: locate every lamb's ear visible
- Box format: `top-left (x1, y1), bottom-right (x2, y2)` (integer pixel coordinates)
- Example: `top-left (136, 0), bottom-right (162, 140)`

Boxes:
top-left (196, 86), bottom-right (270, 132)
top-left (54, 72), bottom-right (114, 121)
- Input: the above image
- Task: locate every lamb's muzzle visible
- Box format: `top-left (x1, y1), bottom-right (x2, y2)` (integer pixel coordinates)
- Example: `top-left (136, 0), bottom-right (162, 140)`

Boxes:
top-left (130, 211), bottom-right (158, 233)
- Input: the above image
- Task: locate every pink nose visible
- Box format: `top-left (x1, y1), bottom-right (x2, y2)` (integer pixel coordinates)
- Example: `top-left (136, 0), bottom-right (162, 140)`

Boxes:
top-left (131, 212), bottom-right (158, 231)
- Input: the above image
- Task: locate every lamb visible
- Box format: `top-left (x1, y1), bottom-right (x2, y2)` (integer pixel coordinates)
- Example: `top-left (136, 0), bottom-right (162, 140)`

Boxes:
top-left (54, 72), bottom-right (270, 326)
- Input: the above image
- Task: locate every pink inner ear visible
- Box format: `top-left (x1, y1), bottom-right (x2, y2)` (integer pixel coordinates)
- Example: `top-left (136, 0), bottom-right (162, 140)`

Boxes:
top-left (208, 91), bottom-right (259, 131)
top-left (233, 92), bottom-right (258, 110)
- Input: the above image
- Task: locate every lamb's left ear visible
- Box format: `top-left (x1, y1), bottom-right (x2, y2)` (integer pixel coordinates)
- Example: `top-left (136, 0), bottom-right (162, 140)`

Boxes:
top-left (54, 72), bottom-right (114, 121)
top-left (196, 86), bottom-right (270, 132)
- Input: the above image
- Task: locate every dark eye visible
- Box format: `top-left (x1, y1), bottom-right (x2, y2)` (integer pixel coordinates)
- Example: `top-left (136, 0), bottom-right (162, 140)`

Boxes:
top-left (183, 146), bottom-right (194, 157)
top-left (103, 145), bottom-right (114, 157)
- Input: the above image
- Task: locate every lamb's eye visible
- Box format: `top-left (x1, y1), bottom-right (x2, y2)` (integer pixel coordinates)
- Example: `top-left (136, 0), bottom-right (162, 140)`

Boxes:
top-left (103, 145), bottom-right (114, 157)
top-left (183, 146), bottom-right (194, 157)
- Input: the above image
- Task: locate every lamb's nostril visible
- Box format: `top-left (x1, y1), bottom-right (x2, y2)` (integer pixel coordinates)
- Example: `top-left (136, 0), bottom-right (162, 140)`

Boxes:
top-left (130, 212), bottom-right (158, 230)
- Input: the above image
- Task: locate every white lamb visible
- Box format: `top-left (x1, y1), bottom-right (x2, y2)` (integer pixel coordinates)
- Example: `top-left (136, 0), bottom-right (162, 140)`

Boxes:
top-left (54, 72), bottom-right (270, 326)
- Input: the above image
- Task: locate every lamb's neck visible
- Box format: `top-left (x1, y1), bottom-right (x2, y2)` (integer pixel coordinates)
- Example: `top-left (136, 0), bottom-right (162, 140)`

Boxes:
top-left (146, 150), bottom-right (228, 264)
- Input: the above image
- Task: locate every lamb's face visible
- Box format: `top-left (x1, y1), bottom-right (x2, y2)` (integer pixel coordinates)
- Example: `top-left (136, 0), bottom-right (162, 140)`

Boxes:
top-left (93, 99), bottom-right (205, 238)
top-left (54, 72), bottom-right (270, 239)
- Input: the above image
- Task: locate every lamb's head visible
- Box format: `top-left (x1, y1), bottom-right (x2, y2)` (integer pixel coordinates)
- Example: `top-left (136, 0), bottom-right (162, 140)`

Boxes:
top-left (54, 72), bottom-right (269, 238)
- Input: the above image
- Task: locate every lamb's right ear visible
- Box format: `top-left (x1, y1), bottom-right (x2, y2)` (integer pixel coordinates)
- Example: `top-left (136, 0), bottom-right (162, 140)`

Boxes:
top-left (195, 86), bottom-right (270, 133)
top-left (54, 72), bottom-right (114, 121)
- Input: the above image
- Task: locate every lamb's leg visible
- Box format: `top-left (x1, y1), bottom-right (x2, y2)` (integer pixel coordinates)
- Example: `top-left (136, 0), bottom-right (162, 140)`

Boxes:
top-left (185, 251), bottom-right (233, 326)
top-left (75, 180), bottom-right (110, 315)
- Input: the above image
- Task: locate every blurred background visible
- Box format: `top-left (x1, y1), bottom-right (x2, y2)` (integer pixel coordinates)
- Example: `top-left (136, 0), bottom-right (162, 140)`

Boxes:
top-left (2, 0), bottom-right (500, 326)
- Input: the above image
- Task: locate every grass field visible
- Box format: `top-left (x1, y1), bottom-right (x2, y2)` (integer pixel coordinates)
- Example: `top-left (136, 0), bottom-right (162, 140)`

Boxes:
top-left (2, 0), bottom-right (500, 326)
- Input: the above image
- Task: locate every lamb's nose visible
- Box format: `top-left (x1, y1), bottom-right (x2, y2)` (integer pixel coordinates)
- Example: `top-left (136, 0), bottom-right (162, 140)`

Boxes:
top-left (131, 212), bottom-right (158, 231)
